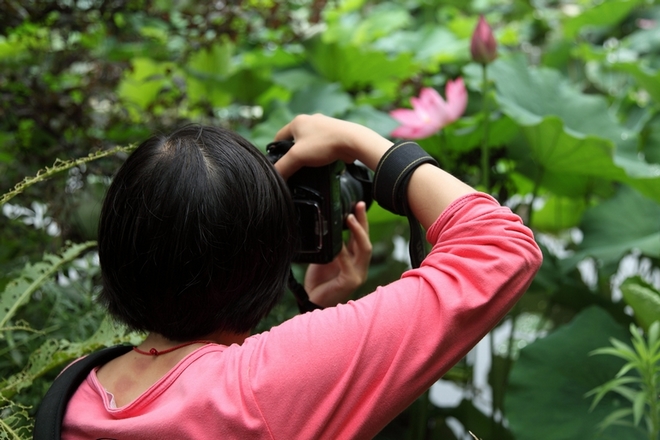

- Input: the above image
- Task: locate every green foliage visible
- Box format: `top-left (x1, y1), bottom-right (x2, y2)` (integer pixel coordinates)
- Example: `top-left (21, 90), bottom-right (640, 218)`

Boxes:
top-left (506, 307), bottom-right (645, 440)
top-left (622, 277), bottom-right (660, 332)
top-left (1, 318), bottom-right (139, 400)
top-left (0, 241), bottom-right (96, 331)
top-left (587, 320), bottom-right (660, 439)
top-left (0, 0), bottom-right (659, 438)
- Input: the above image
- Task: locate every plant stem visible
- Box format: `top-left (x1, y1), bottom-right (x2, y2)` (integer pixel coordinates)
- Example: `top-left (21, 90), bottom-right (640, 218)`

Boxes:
top-left (489, 331), bottom-right (498, 438)
top-left (438, 131), bottom-right (446, 170)
top-left (644, 354), bottom-right (659, 440)
top-left (0, 144), bottom-right (136, 206)
top-left (481, 63), bottom-right (491, 191)
top-left (407, 390), bottom-right (429, 440)
top-left (0, 416), bottom-right (23, 440)
top-left (527, 168), bottom-right (544, 228)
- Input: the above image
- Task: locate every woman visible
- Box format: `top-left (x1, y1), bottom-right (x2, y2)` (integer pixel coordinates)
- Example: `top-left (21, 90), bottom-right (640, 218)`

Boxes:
top-left (62, 114), bottom-right (542, 439)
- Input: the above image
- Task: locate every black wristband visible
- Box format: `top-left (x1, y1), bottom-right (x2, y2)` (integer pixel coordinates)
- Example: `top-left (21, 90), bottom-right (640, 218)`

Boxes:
top-left (373, 141), bottom-right (439, 216)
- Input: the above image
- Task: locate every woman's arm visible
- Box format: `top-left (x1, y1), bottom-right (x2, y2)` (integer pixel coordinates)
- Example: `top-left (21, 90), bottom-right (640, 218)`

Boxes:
top-left (273, 114), bottom-right (476, 229)
top-left (251, 114), bottom-right (543, 439)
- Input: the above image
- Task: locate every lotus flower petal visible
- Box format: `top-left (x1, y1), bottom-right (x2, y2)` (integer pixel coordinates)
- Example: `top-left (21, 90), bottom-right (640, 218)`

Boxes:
top-left (444, 78), bottom-right (468, 122)
top-left (389, 79), bottom-right (468, 139)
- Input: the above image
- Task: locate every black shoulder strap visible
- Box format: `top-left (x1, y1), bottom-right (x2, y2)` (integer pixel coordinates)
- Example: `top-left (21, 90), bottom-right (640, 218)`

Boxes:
top-left (33, 344), bottom-right (133, 440)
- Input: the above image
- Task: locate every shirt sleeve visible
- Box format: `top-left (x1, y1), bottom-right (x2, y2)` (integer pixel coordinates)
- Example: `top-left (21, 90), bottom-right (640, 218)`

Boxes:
top-left (244, 193), bottom-right (543, 440)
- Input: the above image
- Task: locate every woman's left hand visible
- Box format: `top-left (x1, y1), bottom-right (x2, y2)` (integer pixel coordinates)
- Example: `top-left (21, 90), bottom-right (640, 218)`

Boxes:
top-left (304, 202), bottom-right (372, 308)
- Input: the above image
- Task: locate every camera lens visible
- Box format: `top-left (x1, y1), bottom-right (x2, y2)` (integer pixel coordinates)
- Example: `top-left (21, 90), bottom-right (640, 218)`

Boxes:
top-left (339, 170), bottom-right (365, 227)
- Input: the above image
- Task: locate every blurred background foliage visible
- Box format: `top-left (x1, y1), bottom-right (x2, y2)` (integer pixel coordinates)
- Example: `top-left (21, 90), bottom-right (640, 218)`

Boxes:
top-left (1, 0), bottom-right (660, 438)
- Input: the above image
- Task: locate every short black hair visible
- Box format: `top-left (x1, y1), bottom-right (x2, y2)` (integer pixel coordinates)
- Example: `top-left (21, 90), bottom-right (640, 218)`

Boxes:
top-left (98, 125), bottom-right (297, 340)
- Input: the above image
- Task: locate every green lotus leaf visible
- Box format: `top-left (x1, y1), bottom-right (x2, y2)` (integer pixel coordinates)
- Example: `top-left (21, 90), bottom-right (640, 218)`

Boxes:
top-left (562, 0), bottom-right (644, 39)
top-left (575, 185), bottom-right (660, 265)
top-left (506, 306), bottom-right (644, 440)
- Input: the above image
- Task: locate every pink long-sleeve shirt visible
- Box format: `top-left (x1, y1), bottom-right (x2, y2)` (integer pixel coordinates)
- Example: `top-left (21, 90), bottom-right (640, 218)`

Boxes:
top-left (63, 193), bottom-right (542, 439)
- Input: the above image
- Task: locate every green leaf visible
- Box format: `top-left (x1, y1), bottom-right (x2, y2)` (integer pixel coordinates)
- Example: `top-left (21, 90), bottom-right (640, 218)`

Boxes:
top-left (491, 55), bottom-right (660, 202)
top-left (220, 68), bottom-right (273, 104)
top-left (117, 57), bottom-right (172, 111)
top-left (632, 389), bottom-right (646, 426)
top-left (648, 321), bottom-right (660, 348)
top-left (363, 202), bottom-right (399, 225)
top-left (443, 114), bottom-right (520, 154)
top-left (573, 186), bottom-right (660, 266)
top-left (598, 408), bottom-right (635, 431)
top-left (490, 54), bottom-right (625, 144)
top-left (629, 325), bottom-right (650, 361)
top-left (520, 117), bottom-right (622, 177)
top-left (506, 306), bottom-right (645, 440)
top-left (623, 24), bottom-right (660, 55)
top-left (0, 241), bottom-right (97, 331)
top-left (184, 42), bottom-right (234, 107)
top-left (615, 362), bottom-right (640, 379)
top-left (587, 377), bottom-right (639, 408)
top-left (532, 195), bottom-right (586, 232)
top-left (562, 0), bottom-right (644, 39)
top-left (621, 277), bottom-right (660, 332)
top-left (0, 318), bottom-right (138, 399)
top-left (306, 38), bottom-right (416, 90)
top-left (272, 68), bottom-right (323, 93)
top-left (187, 41), bottom-right (233, 78)
top-left (243, 104), bottom-right (294, 153)
top-left (611, 62), bottom-right (660, 104)
top-left (288, 82), bottom-right (353, 117)
top-left (642, 115), bottom-right (660, 165)
top-left (351, 3), bottom-right (411, 45)
top-left (373, 25), bottom-right (469, 67)
top-left (345, 105), bottom-right (399, 138)
top-left (591, 344), bottom-right (638, 364)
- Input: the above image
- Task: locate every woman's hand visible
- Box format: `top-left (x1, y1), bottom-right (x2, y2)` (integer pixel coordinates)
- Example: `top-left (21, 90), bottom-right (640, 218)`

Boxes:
top-left (273, 114), bottom-right (392, 180)
top-left (304, 202), bottom-right (372, 308)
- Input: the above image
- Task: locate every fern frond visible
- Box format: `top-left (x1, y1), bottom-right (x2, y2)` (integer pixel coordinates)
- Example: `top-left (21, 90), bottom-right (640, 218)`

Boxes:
top-left (0, 241), bottom-right (97, 332)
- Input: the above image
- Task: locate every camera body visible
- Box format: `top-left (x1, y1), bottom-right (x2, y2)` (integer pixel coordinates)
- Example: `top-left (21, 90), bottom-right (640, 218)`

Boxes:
top-left (266, 140), bottom-right (373, 264)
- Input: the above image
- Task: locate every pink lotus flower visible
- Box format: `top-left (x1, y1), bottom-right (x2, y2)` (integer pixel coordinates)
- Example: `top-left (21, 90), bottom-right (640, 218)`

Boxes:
top-left (389, 78), bottom-right (467, 139)
top-left (470, 15), bottom-right (497, 64)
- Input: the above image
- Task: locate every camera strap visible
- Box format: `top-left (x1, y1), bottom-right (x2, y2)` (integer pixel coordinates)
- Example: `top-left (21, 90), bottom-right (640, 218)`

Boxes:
top-left (373, 140), bottom-right (439, 268)
top-left (288, 270), bottom-right (324, 313)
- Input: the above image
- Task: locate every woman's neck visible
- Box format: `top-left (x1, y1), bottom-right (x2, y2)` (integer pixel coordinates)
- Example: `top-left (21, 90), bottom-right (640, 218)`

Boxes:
top-left (140, 330), bottom-right (249, 351)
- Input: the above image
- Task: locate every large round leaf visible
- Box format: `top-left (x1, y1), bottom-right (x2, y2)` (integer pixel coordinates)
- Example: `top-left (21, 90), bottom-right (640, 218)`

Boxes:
top-left (489, 54), bottom-right (625, 143)
top-left (506, 306), bottom-right (645, 440)
top-left (306, 38), bottom-right (416, 91)
top-left (574, 185), bottom-right (660, 265)
top-left (491, 55), bottom-right (660, 203)
top-left (288, 82), bottom-right (353, 117)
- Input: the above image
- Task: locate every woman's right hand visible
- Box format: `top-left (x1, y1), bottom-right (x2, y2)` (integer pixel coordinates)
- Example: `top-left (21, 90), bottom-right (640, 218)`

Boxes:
top-left (272, 114), bottom-right (392, 180)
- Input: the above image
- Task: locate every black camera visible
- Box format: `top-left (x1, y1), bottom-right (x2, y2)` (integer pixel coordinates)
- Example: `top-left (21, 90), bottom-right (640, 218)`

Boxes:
top-left (266, 140), bottom-right (373, 264)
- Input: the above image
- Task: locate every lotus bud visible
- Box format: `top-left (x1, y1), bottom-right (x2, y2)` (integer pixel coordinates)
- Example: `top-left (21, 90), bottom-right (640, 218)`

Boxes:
top-left (470, 15), bottom-right (497, 64)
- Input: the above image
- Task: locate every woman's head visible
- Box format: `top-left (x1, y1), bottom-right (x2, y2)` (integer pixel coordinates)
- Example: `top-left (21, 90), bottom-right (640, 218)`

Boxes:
top-left (98, 125), bottom-right (297, 340)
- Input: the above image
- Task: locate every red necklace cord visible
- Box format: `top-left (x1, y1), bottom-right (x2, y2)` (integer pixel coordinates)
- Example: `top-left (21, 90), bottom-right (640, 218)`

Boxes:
top-left (132, 340), bottom-right (215, 356)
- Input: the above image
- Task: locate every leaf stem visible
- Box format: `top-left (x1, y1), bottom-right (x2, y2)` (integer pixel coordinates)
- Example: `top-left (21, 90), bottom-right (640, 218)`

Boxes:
top-left (0, 416), bottom-right (23, 440)
top-left (527, 167), bottom-right (544, 228)
top-left (481, 63), bottom-right (491, 191)
top-left (0, 145), bottom-right (136, 206)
